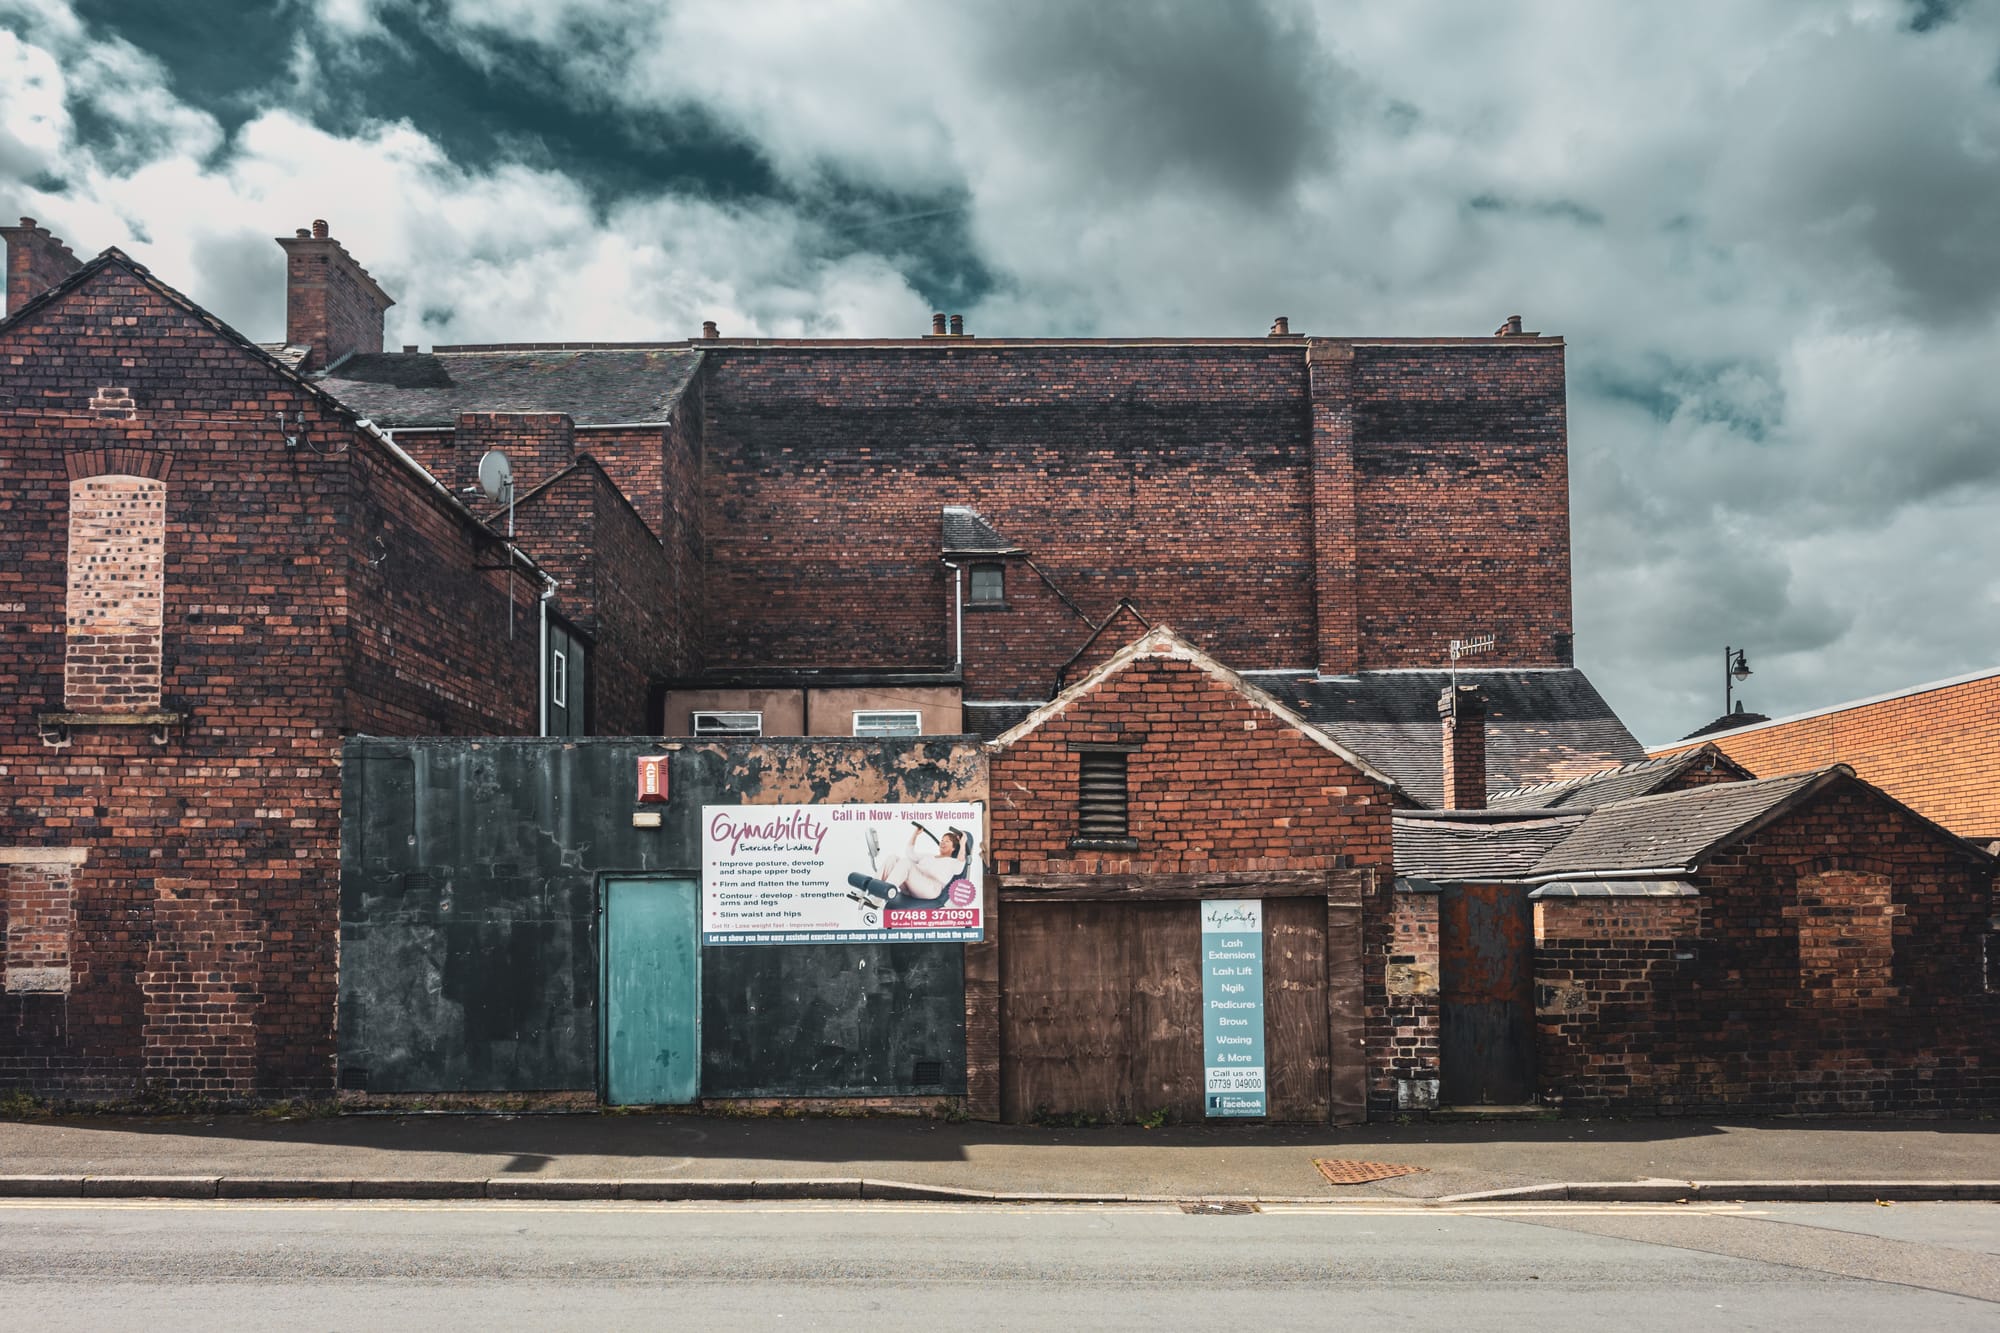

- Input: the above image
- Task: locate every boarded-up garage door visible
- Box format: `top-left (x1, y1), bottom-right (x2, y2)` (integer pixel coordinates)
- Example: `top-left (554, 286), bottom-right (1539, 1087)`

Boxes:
top-left (1000, 897), bottom-right (1331, 1123)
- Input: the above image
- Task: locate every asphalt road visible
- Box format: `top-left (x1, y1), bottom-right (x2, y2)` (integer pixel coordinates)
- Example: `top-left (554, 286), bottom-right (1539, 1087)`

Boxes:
top-left (1, 1198), bottom-right (1996, 1329)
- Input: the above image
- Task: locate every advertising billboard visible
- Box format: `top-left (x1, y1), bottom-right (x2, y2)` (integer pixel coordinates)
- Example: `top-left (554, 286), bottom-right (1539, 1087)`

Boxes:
top-left (701, 802), bottom-right (985, 945)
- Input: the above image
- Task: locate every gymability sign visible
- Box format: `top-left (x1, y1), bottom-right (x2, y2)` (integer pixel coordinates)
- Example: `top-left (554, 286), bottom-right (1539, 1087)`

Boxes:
top-left (1201, 899), bottom-right (1266, 1117)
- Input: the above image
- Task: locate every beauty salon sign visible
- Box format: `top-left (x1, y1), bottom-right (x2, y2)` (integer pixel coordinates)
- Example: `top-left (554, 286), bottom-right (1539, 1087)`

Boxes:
top-left (700, 802), bottom-right (985, 945)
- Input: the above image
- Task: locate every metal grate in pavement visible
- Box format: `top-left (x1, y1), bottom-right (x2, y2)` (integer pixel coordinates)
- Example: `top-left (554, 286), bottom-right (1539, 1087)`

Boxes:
top-left (1179, 1200), bottom-right (1260, 1214)
top-left (1314, 1158), bottom-right (1428, 1186)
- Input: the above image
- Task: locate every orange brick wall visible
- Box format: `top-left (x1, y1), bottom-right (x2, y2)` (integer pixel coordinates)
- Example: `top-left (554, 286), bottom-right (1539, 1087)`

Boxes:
top-left (1655, 673), bottom-right (2000, 840)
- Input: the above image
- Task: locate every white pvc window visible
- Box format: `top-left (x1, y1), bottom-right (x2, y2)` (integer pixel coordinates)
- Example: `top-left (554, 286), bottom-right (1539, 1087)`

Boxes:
top-left (551, 649), bottom-right (569, 707)
top-left (853, 710), bottom-right (922, 737)
top-left (693, 711), bottom-right (763, 737)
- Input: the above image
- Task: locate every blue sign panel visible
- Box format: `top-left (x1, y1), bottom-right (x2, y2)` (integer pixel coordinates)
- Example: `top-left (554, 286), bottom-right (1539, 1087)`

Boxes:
top-left (1201, 899), bottom-right (1266, 1118)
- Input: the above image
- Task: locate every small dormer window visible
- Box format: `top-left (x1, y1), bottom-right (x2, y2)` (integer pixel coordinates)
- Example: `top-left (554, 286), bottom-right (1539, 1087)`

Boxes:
top-left (969, 563), bottom-right (1005, 604)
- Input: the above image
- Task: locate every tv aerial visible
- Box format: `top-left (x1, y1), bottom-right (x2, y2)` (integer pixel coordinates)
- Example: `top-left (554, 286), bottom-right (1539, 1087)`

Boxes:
top-left (1447, 632), bottom-right (1495, 708)
top-left (477, 448), bottom-right (516, 537)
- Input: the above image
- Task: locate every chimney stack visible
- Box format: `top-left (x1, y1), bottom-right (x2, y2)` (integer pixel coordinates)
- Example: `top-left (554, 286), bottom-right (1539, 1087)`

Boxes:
top-left (1495, 314), bottom-right (1524, 336)
top-left (701, 320), bottom-right (719, 339)
top-left (1438, 684), bottom-right (1488, 810)
top-left (1, 217), bottom-right (83, 316)
top-left (1269, 316), bottom-right (1290, 336)
top-left (275, 218), bottom-right (395, 373)
top-left (948, 314), bottom-right (964, 336)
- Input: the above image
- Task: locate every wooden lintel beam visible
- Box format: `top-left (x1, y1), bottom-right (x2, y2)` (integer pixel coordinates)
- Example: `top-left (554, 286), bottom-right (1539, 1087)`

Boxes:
top-left (1000, 868), bottom-right (1369, 904)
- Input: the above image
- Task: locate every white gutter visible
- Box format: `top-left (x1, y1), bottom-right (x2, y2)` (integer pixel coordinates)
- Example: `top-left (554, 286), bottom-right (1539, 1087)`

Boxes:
top-left (1519, 865), bottom-right (1694, 886)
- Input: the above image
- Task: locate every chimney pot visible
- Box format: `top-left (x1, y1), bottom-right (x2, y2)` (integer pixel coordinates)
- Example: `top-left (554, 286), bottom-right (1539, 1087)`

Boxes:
top-left (1438, 684), bottom-right (1488, 810)
top-left (1269, 316), bottom-right (1290, 336)
top-left (948, 314), bottom-right (964, 336)
top-left (19, 217), bottom-right (35, 229)
top-left (1496, 314), bottom-right (1524, 336)
top-left (312, 219), bottom-right (330, 239)
top-left (701, 320), bottom-right (719, 339)
top-left (295, 228), bottom-right (311, 239)
top-left (931, 312), bottom-right (948, 336)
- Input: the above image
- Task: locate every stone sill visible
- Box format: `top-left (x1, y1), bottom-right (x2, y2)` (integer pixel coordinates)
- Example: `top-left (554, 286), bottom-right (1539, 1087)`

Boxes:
top-left (38, 710), bottom-right (187, 745)
top-left (38, 710), bottom-right (187, 727)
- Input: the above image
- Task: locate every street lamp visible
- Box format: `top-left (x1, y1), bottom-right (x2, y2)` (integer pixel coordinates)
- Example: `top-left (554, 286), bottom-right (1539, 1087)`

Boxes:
top-left (1724, 645), bottom-right (1752, 715)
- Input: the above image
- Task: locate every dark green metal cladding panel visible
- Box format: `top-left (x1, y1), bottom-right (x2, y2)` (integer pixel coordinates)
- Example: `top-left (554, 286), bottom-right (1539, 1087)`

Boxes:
top-left (603, 878), bottom-right (701, 1105)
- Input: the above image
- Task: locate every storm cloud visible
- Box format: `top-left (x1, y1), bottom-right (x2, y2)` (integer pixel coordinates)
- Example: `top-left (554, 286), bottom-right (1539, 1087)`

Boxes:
top-left (4, 0), bottom-right (1997, 742)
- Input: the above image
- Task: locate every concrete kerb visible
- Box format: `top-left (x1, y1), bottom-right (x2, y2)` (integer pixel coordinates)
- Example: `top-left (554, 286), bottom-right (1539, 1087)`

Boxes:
top-left (3, 1177), bottom-right (1997, 1204)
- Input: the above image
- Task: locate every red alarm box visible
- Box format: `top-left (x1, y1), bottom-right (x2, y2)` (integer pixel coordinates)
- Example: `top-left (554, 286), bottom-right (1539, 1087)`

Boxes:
top-left (636, 755), bottom-right (670, 803)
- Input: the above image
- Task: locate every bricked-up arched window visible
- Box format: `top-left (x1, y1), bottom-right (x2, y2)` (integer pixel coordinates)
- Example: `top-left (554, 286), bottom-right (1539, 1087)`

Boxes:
top-left (65, 475), bottom-right (166, 712)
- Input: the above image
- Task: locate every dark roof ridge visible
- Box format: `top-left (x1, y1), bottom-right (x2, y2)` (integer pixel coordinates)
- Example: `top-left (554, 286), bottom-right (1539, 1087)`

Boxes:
top-left (1592, 763), bottom-right (1850, 814)
top-left (1394, 807), bottom-right (1592, 822)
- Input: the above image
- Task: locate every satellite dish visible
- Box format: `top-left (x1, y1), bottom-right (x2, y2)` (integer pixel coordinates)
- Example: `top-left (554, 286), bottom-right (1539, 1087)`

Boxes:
top-left (477, 449), bottom-right (514, 503)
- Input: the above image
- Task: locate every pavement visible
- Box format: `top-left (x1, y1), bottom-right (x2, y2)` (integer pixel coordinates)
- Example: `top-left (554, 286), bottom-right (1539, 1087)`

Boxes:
top-left (2, 1112), bottom-right (1997, 1203)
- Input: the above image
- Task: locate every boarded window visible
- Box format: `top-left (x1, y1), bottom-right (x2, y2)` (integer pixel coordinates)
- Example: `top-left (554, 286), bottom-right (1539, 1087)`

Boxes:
top-left (1077, 749), bottom-right (1130, 841)
top-left (4, 857), bottom-right (79, 995)
top-left (1785, 870), bottom-right (1901, 1007)
top-left (853, 710), bottom-right (922, 736)
top-left (65, 475), bottom-right (166, 712)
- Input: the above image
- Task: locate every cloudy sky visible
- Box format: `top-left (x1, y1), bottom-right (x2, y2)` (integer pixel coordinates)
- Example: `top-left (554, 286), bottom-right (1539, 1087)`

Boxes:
top-left (4, 0), bottom-right (1996, 743)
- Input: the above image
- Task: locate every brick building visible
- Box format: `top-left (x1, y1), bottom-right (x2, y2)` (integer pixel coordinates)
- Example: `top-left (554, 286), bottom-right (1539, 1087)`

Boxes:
top-left (1652, 667), bottom-right (2000, 844)
top-left (7, 216), bottom-right (1985, 1117)
top-left (1396, 704), bottom-right (1998, 1114)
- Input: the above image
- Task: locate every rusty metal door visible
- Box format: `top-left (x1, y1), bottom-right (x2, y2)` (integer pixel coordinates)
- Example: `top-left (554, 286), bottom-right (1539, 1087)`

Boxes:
top-left (1439, 881), bottom-right (1534, 1105)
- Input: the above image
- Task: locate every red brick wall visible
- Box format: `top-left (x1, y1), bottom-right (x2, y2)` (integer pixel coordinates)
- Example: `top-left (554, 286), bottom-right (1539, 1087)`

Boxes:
top-left (1534, 779), bottom-right (1999, 1114)
top-left (1351, 343), bottom-right (1572, 670)
top-left (1654, 673), bottom-right (2000, 841)
top-left (0, 262), bottom-right (537, 1101)
top-left (340, 433), bottom-right (541, 738)
top-left (696, 341), bottom-right (1572, 698)
top-left (509, 457), bottom-right (682, 732)
top-left (1380, 890), bottom-right (1442, 1106)
top-left (700, 345), bottom-right (1318, 697)
top-left (986, 645), bottom-right (1400, 1116)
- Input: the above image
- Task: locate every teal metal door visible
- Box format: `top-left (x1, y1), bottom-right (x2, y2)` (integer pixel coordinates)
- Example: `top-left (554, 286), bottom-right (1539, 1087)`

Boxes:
top-left (602, 878), bottom-right (701, 1105)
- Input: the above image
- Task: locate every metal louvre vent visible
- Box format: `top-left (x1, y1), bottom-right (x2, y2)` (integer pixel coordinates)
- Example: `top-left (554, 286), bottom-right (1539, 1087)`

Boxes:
top-left (1077, 750), bottom-right (1129, 839)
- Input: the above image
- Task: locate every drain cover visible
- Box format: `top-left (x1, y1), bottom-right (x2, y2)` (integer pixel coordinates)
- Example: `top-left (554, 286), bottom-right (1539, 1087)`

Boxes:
top-left (1179, 1200), bottom-right (1260, 1214)
top-left (1314, 1158), bottom-right (1428, 1186)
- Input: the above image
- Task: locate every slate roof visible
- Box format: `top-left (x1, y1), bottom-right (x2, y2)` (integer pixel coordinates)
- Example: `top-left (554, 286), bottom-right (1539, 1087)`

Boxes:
top-left (1526, 768), bottom-right (1837, 878)
top-left (1267, 669), bottom-right (1645, 809)
top-left (1393, 812), bottom-right (1589, 883)
top-left (315, 348), bottom-right (705, 427)
top-left (941, 506), bottom-right (1021, 554)
top-left (1392, 767), bottom-right (1847, 881)
top-left (1487, 744), bottom-right (1749, 811)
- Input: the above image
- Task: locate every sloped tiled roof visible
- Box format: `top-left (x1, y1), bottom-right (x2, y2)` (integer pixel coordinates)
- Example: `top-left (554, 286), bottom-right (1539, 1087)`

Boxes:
top-left (1527, 768), bottom-right (1837, 877)
top-left (316, 348), bottom-right (704, 427)
top-left (1269, 669), bottom-right (1644, 809)
top-left (941, 505), bottom-right (1020, 554)
top-left (1393, 812), bottom-right (1588, 882)
top-left (1487, 744), bottom-right (1750, 811)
